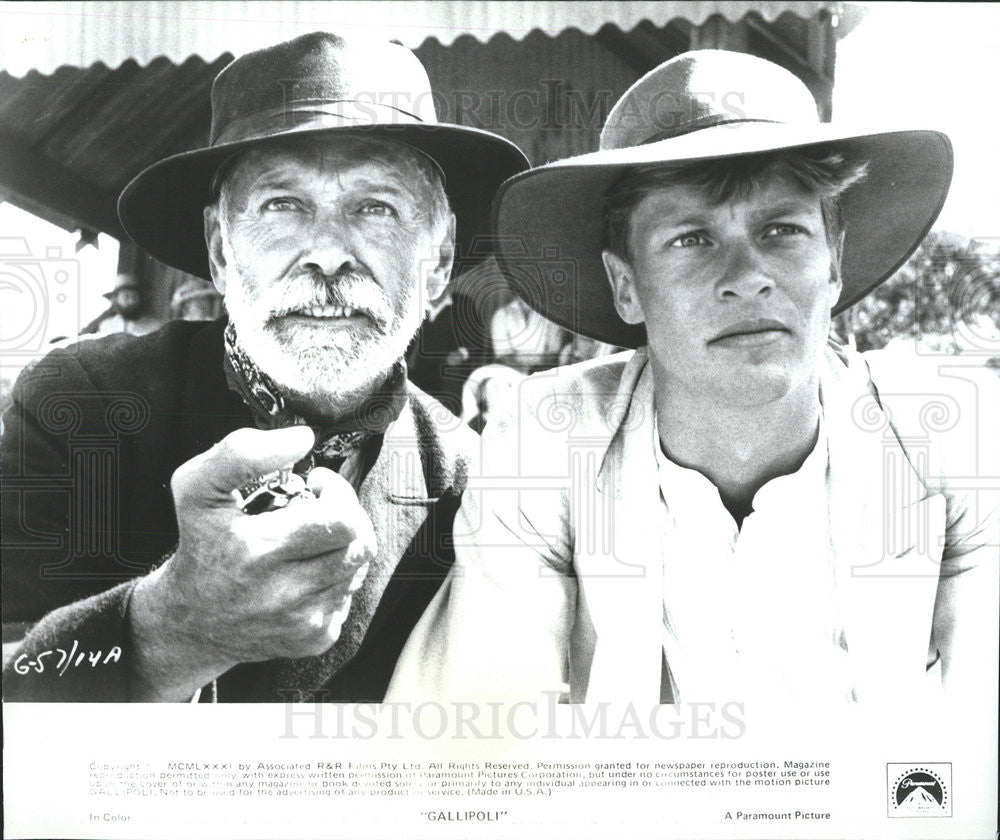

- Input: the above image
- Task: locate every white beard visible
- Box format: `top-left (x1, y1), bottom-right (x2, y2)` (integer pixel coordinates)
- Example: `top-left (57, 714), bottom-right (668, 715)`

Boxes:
top-left (223, 267), bottom-right (424, 415)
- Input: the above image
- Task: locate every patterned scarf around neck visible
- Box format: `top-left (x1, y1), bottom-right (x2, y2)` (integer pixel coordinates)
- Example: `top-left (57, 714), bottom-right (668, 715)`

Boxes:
top-left (223, 322), bottom-right (408, 471)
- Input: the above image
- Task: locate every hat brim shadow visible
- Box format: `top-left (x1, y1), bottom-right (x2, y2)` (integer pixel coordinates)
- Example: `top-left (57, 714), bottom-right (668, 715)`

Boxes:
top-left (118, 123), bottom-right (530, 281)
top-left (493, 125), bottom-right (953, 348)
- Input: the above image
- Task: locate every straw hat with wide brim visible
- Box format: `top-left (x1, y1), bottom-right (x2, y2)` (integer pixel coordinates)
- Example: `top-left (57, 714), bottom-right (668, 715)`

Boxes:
top-left (118, 32), bottom-right (529, 281)
top-left (493, 50), bottom-right (953, 348)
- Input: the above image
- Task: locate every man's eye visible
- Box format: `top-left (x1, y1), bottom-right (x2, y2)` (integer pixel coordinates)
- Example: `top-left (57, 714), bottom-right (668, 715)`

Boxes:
top-left (669, 231), bottom-right (710, 248)
top-left (763, 222), bottom-right (807, 238)
top-left (358, 201), bottom-right (397, 218)
top-left (261, 197), bottom-right (301, 212)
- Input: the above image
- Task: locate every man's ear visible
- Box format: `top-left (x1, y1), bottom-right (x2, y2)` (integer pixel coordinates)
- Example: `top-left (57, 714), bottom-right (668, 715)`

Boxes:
top-left (602, 249), bottom-right (644, 325)
top-left (203, 204), bottom-right (227, 295)
top-left (423, 211), bottom-right (456, 306)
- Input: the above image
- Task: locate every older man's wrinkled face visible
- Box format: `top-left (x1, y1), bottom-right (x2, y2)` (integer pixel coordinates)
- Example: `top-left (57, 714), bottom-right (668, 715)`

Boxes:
top-left (205, 135), bottom-right (453, 411)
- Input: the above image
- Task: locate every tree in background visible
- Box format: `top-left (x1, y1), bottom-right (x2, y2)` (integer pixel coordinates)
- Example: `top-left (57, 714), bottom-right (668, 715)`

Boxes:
top-left (834, 231), bottom-right (1000, 357)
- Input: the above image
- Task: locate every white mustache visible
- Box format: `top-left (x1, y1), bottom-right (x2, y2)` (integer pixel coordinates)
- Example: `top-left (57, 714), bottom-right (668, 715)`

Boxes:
top-left (265, 271), bottom-right (393, 329)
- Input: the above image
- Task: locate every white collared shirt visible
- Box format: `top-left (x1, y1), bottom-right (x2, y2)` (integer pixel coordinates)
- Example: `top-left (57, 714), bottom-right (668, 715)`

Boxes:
top-left (655, 414), bottom-right (855, 702)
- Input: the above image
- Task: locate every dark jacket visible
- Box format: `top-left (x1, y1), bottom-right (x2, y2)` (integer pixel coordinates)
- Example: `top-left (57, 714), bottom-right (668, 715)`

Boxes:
top-left (2, 319), bottom-right (473, 701)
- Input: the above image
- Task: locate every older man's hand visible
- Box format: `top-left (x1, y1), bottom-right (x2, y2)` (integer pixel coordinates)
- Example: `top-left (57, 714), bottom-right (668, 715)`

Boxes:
top-left (128, 426), bottom-right (377, 700)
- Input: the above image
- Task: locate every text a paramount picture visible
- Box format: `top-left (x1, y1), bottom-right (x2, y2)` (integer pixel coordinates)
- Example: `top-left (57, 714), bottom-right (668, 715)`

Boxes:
top-left (0, 2), bottom-right (998, 840)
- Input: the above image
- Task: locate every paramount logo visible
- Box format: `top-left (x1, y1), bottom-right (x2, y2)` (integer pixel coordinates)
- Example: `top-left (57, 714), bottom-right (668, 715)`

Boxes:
top-left (887, 764), bottom-right (951, 818)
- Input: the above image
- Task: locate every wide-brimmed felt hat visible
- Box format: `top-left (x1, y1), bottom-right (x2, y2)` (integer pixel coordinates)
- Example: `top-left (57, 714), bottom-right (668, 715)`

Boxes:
top-left (493, 50), bottom-right (953, 348)
top-left (118, 32), bottom-right (529, 281)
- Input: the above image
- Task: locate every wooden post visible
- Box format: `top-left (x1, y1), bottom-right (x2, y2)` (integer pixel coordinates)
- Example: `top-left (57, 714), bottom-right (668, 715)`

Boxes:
top-left (806, 11), bottom-right (836, 120)
top-left (691, 15), bottom-right (748, 51)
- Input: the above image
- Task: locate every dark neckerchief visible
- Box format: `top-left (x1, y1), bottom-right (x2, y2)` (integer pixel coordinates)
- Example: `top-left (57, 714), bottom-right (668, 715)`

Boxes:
top-left (223, 322), bottom-right (408, 473)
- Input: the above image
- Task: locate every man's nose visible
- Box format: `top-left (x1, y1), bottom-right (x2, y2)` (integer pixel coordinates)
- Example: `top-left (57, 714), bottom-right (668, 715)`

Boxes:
top-left (298, 215), bottom-right (358, 277)
top-left (714, 242), bottom-right (775, 301)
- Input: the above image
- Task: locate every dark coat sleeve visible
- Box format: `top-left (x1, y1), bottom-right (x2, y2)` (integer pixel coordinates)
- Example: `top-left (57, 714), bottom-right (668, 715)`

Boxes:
top-left (1, 343), bottom-right (150, 700)
top-left (1, 325), bottom-right (213, 701)
top-left (2, 346), bottom-right (139, 620)
top-left (3, 582), bottom-right (136, 700)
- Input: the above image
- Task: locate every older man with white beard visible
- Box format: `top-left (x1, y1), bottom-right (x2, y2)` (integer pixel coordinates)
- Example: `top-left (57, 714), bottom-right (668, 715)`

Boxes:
top-left (209, 136), bottom-right (452, 419)
top-left (1, 32), bottom-right (528, 702)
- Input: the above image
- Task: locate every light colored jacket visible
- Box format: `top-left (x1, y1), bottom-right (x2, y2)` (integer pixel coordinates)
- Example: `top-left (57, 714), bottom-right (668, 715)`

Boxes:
top-left (387, 345), bottom-right (999, 705)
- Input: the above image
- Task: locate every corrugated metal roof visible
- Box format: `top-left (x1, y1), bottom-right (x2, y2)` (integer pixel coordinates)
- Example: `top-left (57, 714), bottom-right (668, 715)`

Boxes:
top-left (0, 0), bottom-right (843, 76)
top-left (0, 53), bottom-right (230, 238)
